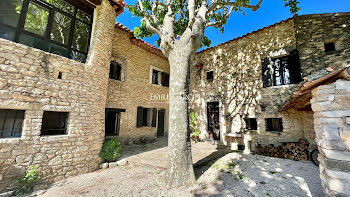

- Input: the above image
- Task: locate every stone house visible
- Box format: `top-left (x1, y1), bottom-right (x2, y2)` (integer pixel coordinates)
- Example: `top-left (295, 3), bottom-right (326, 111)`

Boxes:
top-left (190, 13), bottom-right (350, 151)
top-left (0, 0), bottom-right (169, 192)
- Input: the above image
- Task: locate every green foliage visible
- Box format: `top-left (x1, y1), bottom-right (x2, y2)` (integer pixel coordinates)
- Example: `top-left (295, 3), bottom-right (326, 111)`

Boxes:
top-left (189, 108), bottom-right (201, 142)
top-left (126, 0), bottom-right (300, 49)
top-left (13, 165), bottom-right (40, 196)
top-left (99, 139), bottom-right (122, 162)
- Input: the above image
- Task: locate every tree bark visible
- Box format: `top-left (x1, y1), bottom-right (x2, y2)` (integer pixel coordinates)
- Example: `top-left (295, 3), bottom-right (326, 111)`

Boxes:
top-left (167, 47), bottom-right (196, 187)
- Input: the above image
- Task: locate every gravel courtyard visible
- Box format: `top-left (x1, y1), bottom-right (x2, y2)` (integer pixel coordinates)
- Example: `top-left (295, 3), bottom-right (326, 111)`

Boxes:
top-left (39, 139), bottom-right (323, 197)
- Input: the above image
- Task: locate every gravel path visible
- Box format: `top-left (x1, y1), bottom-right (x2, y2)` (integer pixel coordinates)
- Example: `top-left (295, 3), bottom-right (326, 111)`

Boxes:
top-left (39, 141), bottom-right (322, 197)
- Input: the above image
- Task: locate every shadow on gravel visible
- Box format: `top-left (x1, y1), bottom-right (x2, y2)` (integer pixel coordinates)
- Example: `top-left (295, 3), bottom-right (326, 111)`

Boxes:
top-left (192, 153), bottom-right (323, 197)
top-left (118, 136), bottom-right (168, 160)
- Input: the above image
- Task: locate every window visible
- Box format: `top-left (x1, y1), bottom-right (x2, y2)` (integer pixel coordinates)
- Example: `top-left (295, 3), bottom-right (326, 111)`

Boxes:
top-left (152, 69), bottom-right (159, 85)
top-left (325, 42), bottom-right (336, 53)
top-left (41, 111), bottom-right (68, 135)
top-left (245, 118), bottom-right (257, 130)
top-left (151, 68), bottom-right (169, 87)
top-left (105, 108), bottom-right (125, 136)
top-left (266, 118), bottom-right (283, 132)
top-left (0, 109), bottom-right (25, 138)
top-left (136, 107), bottom-right (157, 127)
top-left (0, 0), bottom-right (93, 63)
top-left (207, 71), bottom-right (214, 82)
top-left (109, 61), bottom-right (121, 80)
top-left (262, 50), bottom-right (302, 87)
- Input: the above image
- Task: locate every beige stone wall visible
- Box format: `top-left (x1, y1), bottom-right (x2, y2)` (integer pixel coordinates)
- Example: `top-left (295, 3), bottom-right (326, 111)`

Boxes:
top-left (106, 28), bottom-right (170, 143)
top-left (311, 80), bottom-right (350, 196)
top-left (0, 0), bottom-right (115, 192)
top-left (190, 13), bottom-right (350, 150)
top-left (190, 19), bottom-right (310, 148)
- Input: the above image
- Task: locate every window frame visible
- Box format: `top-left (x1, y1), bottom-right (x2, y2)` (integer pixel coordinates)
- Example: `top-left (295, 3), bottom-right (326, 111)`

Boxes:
top-left (206, 70), bottom-right (214, 82)
top-left (244, 118), bottom-right (257, 131)
top-left (265, 118), bottom-right (283, 132)
top-left (109, 61), bottom-right (122, 81)
top-left (40, 111), bottom-right (69, 136)
top-left (149, 66), bottom-right (169, 87)
top-left (0, 109), bottom-right (25, 138)
top-left (0, 0), bottom-right (93, 62)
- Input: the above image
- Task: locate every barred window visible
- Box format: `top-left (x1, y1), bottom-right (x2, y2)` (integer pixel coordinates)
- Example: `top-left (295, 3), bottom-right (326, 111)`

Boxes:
top-left (266, 118), bottom-right (283, 132)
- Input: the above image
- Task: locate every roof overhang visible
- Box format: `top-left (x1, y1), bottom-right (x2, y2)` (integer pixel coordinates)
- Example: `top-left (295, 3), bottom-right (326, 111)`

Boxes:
top-left (282, 66), bottom-right (350, 111)
top-left (79, 0), bottom-right (125, 16)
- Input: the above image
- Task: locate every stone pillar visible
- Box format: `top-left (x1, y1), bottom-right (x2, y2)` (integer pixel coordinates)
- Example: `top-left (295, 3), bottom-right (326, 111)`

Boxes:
top-left (311, 79), bottom-right (350, 196)
top-left (83, 0), bottom-right (116, 170)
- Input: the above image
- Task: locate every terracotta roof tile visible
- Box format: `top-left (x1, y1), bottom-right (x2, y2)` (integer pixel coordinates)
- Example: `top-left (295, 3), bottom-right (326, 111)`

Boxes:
top-left (114, 22), bottom-right (166, 59)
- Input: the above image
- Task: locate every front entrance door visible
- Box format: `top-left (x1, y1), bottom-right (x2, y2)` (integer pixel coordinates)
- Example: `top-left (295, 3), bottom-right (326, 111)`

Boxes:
top-left (207, 102), bottom-right (220, 140)
top-left (157, 109), bottom-right (165, 137)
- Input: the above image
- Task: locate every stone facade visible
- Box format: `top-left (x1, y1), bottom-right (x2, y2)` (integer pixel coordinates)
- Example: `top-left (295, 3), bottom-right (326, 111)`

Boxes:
top-left (311, 80), bottom-right (350, 196)
top-left (106, 26), bottom-right (170, 143)
top-left (0, 0), bottom-right (116, 192)
top-left (190, 13), bottom-right (350, 151)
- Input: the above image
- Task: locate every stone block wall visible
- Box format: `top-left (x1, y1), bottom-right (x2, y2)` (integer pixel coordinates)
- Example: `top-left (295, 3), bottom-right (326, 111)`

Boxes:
top-left (295, 13), bottom-right (350, 76)
top-left (0, 0), bottom-right (115, 192)
top-left (190, 13), bottom-right (350, 150)
top-left (190, 18), bottom-right (310, 148)
top-left (311, 80), bottom-right (350, 196)
top-left (106, 27), bottom-right (170, 143)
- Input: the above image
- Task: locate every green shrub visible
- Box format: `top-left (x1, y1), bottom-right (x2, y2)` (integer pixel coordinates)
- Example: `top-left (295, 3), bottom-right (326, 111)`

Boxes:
top-left (13, 165), bottom-right (40, 196)
top-left (99, 139), bottom-right (121, 162)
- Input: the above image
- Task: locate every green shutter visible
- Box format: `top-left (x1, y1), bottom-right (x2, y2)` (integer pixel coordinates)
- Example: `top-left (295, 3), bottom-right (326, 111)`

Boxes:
top-left (136, 106), bottom-right (143, 128)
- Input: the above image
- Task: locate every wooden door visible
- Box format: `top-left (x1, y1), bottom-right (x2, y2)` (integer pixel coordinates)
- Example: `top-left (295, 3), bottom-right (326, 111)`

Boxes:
top-left (157, 109), bottom-right (165, 137)
top-left (207, 102), bottom-right (220, 140)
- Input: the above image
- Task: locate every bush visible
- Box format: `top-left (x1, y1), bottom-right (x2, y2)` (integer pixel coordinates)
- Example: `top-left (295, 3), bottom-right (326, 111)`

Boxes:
top-left (99, 139), bottom-right (121, 162)
top-left (13, 165), bottom-right (40, 196)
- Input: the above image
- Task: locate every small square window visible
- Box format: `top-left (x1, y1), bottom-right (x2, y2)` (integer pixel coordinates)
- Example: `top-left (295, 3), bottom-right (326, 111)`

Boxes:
top-left (266, 118), bottom-right (283, 132)
top-left (0, 109), bottom-right (25, 138)
top-left (41, 111), bottom-right (68, 136)
top-left (325, 42), bottom-right (336, 53)
top-left (245, 118), bottom-right (257, 130)
top-left (207, 71), bottom-right (214, 81)
top-left (109, 61), bottom-right (121, 80)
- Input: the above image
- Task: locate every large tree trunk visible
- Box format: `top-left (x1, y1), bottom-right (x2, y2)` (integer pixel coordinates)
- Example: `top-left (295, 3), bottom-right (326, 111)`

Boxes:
top-left (167, 47), bottom-right (196, 187)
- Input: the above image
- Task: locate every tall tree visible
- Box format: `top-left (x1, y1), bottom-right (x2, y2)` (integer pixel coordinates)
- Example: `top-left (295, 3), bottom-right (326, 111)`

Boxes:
top-left (128, 0), bottom-right (300, 187)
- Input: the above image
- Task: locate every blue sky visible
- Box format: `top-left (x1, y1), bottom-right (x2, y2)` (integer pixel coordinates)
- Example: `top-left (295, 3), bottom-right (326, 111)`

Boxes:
top-left (117, 0), bottom-right (350, 51)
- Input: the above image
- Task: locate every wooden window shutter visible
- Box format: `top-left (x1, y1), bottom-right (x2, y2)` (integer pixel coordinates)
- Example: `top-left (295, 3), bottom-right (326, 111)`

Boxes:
top-left (152, 108), bottom-right (157, 127)
top-left (261, 58), bottom-right (272, 87)
top-left (287, 50), bottom-right (302, 84)
top-left (161, 72), bottom-right (169, 87)
top-left (136, 106), bottom-right (143, 128)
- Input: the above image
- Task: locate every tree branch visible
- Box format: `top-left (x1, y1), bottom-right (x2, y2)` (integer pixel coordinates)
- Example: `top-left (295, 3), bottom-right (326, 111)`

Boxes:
top-left (137, 0), bottom-right (162, 36)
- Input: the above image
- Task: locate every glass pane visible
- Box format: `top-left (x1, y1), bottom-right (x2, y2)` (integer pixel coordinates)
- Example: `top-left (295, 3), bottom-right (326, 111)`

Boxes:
top-left (71, 51), bottom-right (87, 63)
top-left (49, 44), bottom-right (69, 57)
top-left (72, 21), bottom-right (90, 53)
top-left (77, 9), bottom-right (91, 23)
top-left (24, 2), bottom-right (49, 36)
top-left (44, 0), bottom-right (74, 15)
top-left (51, 12), bottom-right (71, 45)
top-left (0, 0), bottom-right (23, 27)
top-left (19, 33), bottom-right (50, 51)
top-left (19, 33), bottom-right (68, 57)
top-left (0, 26), bottom-right (16, 41)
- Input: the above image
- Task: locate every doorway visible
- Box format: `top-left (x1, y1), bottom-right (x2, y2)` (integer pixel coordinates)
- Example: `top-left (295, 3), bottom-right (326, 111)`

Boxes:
top-left (207, 102), bottom-right (220, 140)
top-left (157, 109), bottom-right (165, 137)
top-left (105, 108), bottom-right (125, 137)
